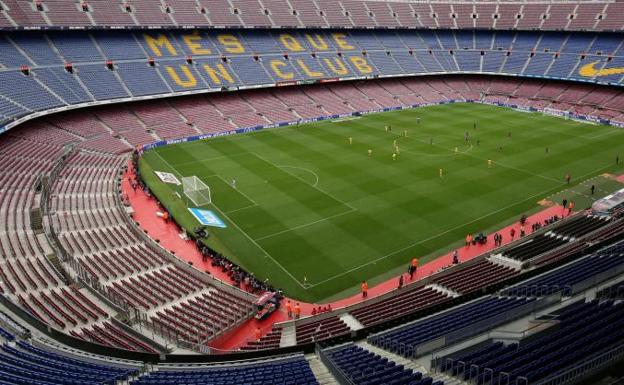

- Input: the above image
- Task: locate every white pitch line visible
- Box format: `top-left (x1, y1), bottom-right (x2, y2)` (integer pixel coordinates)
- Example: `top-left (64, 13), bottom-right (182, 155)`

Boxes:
top-left (306, 183), bottom-right (561, 288)
top-left (277, 165), bottom-right (320, 187)
top-left (170, 152), bottom-right (249, 168)
top-left (225, 204), bottom-right (259, 214)
top-left (308, 162), bottom-right (616, 289)
top-left (152, 148), bottom-right (308, 289)
top-left (208, 203), bottom-right (309, 289)
top-left (254, 208), bottom-right (356, 242)
top-left (213, 175), bottom-right (258, 206)
top-left (250, 152), bottom-right (357, 211)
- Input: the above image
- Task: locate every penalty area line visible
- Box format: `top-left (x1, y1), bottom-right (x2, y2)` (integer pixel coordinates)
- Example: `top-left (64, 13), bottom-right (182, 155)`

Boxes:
top-left (209, 204), bottom-right (309, 289)
top-left (152, 149), bottom-right (309, 289)
top-left (251, 152), bottom-right (357, 211)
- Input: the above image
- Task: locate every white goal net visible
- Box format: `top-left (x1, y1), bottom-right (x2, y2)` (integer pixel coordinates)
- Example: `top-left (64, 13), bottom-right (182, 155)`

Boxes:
top-left (182, 176), bottom-right (211, 206)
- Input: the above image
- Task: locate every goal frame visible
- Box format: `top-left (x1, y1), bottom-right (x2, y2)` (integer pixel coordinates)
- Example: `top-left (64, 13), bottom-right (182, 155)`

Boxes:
top-left (182, 176), bottom-right (211, 206)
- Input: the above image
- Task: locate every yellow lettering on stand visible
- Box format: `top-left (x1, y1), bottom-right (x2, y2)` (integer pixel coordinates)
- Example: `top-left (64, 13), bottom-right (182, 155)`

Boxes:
top-left (297, 59), bottom-right (323, 78)
top-left (349, 56), bottom-right (373, 74)
top-left (203, 63), bottom-right (235, 85)
top-left (270, 60), bottom-right (294, 80)
top-left (322, 57), bottom-right (349, 76)
top-left (182, 32), bottom-right (212, 55)
top-left (165, 65), bottom-right (197, 88)
top-left (279, 34), bottom-right (305, 52)
top-left (144, 34), bottom-right (177, 57)
top-left (217, 34), bottom-right (245, 54)
top-left (305, 34), bottom-right (329, 51)
top-left (332, 33), bottom-right (355, 50)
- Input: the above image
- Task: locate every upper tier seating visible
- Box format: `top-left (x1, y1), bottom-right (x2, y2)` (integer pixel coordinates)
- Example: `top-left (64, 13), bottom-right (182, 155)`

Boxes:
top-left (1, 30), bottom-right (624, 130)
top-left (1, 1), bottom-right (623, 31)
top-left (502, 251), bottom-right (624, 296)
top-left (370, 297), bottom-right (536, 357)
top-left (323, 343), bottom-right (441, 385)
top-left (440, 300), bottom-right (624, 385)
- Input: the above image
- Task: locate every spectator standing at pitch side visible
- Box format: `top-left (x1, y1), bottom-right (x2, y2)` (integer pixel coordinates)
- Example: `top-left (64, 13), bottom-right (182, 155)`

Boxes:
top-left (510, 228), bottom-right (516, 240)
top-left (409, 258), bottom-right (418, 280)
top-left (398, 275), bottom-right (404, 289)
top-left (452, 250), bottom-right (459, 264)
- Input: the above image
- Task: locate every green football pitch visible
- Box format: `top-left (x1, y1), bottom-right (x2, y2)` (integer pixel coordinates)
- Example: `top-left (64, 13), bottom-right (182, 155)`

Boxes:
top-left (139, 103), bottom-right (624, 303)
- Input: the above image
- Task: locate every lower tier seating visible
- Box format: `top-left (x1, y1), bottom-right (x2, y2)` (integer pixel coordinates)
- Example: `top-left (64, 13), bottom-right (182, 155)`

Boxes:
top-left (129, 355), bottom-right (318, 385)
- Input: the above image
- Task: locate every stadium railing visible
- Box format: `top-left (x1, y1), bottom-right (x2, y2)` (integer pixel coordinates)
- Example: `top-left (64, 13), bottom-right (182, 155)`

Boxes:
top-left (536, 342), bottom-right (624, 385)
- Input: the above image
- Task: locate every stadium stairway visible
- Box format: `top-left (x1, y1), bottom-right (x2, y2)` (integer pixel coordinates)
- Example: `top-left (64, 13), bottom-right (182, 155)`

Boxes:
top-left (307, 354), bottom-right (340, 385)
top-left (425, 284), bottom-right (461, 298)
top-left (338, 313), bottom-right (364, 331)
top-left (279, 323), bottom-right (297, 348)
top-left (358, 341), bottom-right (467, 385)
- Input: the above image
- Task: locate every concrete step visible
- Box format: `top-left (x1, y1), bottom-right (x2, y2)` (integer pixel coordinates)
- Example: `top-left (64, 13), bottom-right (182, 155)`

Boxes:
top-left (425, 283), bottom-right (461, 298)
top-left (359, 341), bottom-right (469, 385)
top-left (339, 313), bottom-right (364, 331)
top-left (279, 322), bottom-right (296, 347)
top-left (358, 341), bottom-right (428, 374)
top-left (306, 354), bottom-right (340, 385)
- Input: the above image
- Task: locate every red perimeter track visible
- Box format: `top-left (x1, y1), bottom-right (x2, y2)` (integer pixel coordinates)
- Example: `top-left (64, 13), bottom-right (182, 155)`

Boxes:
top-left (123, 161), bottom-right (566, 351)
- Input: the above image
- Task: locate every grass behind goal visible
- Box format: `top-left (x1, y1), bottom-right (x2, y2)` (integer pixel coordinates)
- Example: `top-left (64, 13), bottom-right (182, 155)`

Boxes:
top-left (139, 103), bottom-right (624, 303)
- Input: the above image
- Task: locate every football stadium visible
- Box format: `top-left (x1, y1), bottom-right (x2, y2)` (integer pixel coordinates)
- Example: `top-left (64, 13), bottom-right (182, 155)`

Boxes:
top-left (1, 2), bottom-right (624, 385)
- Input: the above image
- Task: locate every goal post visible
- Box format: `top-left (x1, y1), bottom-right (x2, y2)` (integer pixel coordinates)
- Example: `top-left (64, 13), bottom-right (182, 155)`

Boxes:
top-left (182, 176), bottom-right (211, 206)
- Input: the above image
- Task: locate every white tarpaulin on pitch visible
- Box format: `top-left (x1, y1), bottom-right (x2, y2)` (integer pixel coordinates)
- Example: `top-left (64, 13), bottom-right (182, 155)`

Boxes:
top-left (155, 171), bottom-right (181, 185)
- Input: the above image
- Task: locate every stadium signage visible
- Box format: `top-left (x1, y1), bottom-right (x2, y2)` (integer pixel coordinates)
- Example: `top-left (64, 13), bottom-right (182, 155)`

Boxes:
top-left (579, 61), bottom-right (624, 77)
top-left (154, 171), bottom-right (181, 185)
top-left (141, 100), bottom-right (624, 152)
top-left (141, 32), bottom-right (377, 90)
top-left (188, 208), bottom-right (227, 228)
